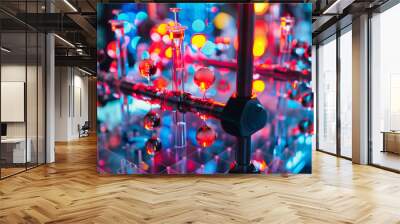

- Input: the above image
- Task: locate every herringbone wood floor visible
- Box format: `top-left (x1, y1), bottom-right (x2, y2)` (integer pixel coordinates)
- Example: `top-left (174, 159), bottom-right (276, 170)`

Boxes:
top-left (1, 136), bottom-right (400, 224)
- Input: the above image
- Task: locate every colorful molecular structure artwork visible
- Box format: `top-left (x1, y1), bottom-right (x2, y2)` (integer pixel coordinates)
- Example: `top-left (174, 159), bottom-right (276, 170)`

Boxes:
top-left (97, 3), bottom-right (313, 174)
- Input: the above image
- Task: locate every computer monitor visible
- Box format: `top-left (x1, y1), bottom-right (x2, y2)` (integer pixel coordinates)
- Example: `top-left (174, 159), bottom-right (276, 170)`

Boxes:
top-left (1, 123), bottom-right (7, 137)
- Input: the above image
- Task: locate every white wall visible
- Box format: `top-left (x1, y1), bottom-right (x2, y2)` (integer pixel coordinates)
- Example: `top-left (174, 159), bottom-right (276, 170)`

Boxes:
top-left (1, 65), bottom-right (36, 138)
top-left (55, 67), bottom-right (69, 141)
top-left (54, 67), bottom-right (89, 141)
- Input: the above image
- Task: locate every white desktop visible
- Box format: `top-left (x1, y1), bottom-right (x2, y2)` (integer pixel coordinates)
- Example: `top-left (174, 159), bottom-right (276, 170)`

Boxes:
top-left (1, 81), bottom-right (31, 164)
top-left (1, 138), bottom-right (31, 163)
top-left (1, 124), bottom-right (31, 164)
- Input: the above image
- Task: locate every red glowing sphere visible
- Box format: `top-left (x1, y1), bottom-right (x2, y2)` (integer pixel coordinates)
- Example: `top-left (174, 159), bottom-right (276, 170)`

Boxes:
top-left (153, 77), bottom-right (169, 90)
top-left (194, 67), bottom-right (215, 91)
top-left (139, 59), bottom-right (157, 78)
top-left (146, 136), bottom-right (162, 155)
top-left (143, 111), bottom-right (161, 130)
top-left (106, 41), bottom-right (117, 59)
top-left (109, 134), bottom-right (121, 149)
top-left (196, 124), bottom-right (217, 148)
top-left (109, 60), bottom-right (118, 73)
top-left (216, 79), bottom-right (231, 93)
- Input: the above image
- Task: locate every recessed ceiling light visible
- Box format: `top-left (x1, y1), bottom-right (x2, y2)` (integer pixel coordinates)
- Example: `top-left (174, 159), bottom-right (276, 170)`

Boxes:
top-left (54, 34), bottom-right (75, 48)
top-left (323, 0), bottom-right (342, 15)
top-left (1, 47), bottom-right (11, 53)
top-left (78, 67), bottom-right (93, 76)
top-left (63, 0), bottom-right (78, 12)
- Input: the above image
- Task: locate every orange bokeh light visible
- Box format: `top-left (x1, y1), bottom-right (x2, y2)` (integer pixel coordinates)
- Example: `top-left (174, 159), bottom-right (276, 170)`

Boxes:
top-left (156, 23), bottom-right (168, 35)
top-left (253, 80), bottom-right (265, 93)
top-left (253, 36), bottom-right (266, 57)
top-left (165, 47), bottom-right (172, 58)
top-left (259, 160), bottom-right (267, 171)
top-left (191, 34), bottom-right (207, 49)
top-left (254, 3), bottom-right (269, 15)
top-left (214, 12), bottom-right (231, 29)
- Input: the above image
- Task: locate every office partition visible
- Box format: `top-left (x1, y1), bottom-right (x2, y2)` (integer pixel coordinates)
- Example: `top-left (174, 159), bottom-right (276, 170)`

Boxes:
top-left (0, 0), bottom-right (47, 179)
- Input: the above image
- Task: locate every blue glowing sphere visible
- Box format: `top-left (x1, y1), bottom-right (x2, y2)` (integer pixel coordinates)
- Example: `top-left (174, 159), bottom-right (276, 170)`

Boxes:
top-left (136, 11), bottom-right (148, 22)
top-left (192, 19), bottom-right (206, 32)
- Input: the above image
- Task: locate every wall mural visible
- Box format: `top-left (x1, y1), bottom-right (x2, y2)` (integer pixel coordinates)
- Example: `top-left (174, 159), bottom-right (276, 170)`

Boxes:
top-left (97, 3), bottom-right (313, 174)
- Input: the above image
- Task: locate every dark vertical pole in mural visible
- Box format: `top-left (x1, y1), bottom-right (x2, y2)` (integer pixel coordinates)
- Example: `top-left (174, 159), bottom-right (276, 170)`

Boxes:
top-left (237, 3), bottom-right (254, 98)
top-left (235, 3), bottom-right (255, 173)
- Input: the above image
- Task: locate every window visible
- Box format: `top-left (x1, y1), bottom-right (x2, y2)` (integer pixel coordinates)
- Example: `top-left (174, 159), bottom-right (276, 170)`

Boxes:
top-left (339, 28), bottom-right (352, 158)
top-left (317, 36), bottom-right (337, 154)
top-left (370, 3), bottom-right (400, 171)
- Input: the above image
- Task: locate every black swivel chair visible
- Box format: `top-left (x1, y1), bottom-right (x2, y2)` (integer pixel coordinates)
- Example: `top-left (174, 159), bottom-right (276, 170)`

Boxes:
top-left (78, 121), bottom-right (90, 138)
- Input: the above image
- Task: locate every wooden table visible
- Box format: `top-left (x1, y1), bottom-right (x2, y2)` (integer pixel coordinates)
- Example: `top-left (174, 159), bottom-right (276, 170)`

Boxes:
top-left (381, 131), bottom-right (400, 154)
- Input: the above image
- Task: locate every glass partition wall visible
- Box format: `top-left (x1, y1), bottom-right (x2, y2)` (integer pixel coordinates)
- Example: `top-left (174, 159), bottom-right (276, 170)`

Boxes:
top-left (316, 26), bottom-right (352, 159)
top-left (0, 1), bottom-right (46, 179)
top-left (315, 0), bottom-right (400, 172)
top-left (370, 3), bottom-right (400, 172)
top-left (0, 30), bottom-right (27, 177)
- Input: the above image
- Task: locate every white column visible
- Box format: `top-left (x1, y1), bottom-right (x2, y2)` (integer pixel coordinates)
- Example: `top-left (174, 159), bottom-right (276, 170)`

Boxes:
top-left (45, 0), bottom-right (55, 163)
top-left (46, 33), bottom-right (55, 163)
top-left (54, 67), bottom-right (74, 141)
top-left (352, 14), bottom-right (369, 164)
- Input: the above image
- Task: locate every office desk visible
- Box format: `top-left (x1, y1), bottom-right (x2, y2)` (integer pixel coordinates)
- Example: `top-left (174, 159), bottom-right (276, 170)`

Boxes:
top-left (382, 131), bottom-right (400, 154)
top-left (1, 138), bottom-right (31, 163)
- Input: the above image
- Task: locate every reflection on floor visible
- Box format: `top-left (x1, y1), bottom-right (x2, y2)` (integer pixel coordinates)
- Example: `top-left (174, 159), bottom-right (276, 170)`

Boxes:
top-left (373, 150), bottom-right (400, 171)
top-left (0, 135), bottom-right (400, 223)
top-left (0, 163), bottom-right (42, 179)
top-left (0, 167), bottom-right (25, 177)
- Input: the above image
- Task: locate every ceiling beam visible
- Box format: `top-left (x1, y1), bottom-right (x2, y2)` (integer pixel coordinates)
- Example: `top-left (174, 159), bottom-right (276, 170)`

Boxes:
top-left (55, 55), bottom-right (96, 71)
top-left (322, 0), bottom-right (356, 14)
